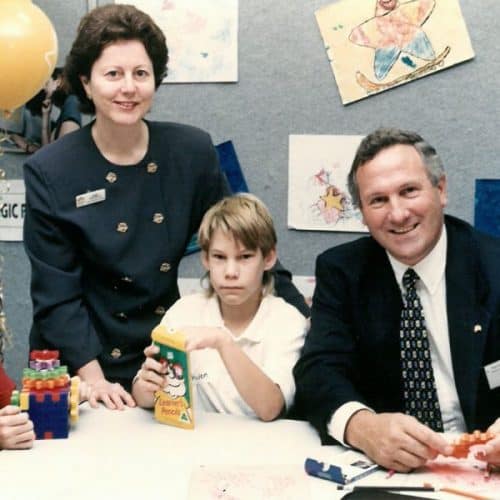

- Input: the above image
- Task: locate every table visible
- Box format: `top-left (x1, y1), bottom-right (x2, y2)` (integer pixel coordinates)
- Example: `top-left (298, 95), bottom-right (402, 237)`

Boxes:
top-left (0, 404), bottom-right (332, 499)
top-left (1, 405), bottom-right (498, 500)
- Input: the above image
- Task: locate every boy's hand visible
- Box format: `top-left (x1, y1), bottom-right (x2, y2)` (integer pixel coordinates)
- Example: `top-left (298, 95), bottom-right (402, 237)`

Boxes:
top-left (183, 326), bottom-right (231, 352)
top-left (133, 344), bottom-right (168, 394)
top-left (0, 405), bottom-right (35, 450)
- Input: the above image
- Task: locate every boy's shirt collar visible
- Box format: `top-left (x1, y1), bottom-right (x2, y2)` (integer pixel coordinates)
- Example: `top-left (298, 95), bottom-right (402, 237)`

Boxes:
top-left (211, 293), bottom-right (269, 343)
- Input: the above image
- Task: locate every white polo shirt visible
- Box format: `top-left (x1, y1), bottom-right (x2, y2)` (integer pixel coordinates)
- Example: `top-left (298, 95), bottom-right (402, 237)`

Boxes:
top-left (160, 293), bottom-right (307, 418)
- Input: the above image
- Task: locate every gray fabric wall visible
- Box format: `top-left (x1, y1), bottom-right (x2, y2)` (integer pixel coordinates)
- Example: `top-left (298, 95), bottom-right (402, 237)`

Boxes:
top-left (2, 0), bottom-right (498, 383)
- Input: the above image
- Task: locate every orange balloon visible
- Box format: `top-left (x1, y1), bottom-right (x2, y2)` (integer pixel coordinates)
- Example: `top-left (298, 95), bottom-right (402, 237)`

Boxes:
top-left (0, 0), bottom-right (58, 113)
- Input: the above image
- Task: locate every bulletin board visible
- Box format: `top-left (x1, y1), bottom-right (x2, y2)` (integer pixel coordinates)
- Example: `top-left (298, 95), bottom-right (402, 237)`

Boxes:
top-left (1, 0), bottom-right (498, 381)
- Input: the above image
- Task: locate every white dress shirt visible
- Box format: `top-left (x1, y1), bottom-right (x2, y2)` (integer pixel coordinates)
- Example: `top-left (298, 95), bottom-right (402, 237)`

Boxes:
top-left (328, 227), bottom-right (467, 444)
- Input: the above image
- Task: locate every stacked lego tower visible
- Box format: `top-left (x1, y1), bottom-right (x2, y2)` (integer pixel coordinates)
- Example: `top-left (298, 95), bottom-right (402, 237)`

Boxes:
top-left (10, 350), bottom-right (80, 439)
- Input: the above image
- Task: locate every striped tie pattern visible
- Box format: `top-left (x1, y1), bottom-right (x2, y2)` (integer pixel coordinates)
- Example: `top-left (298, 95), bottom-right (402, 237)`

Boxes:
top-left (400, 268), bottom-right (443, 432)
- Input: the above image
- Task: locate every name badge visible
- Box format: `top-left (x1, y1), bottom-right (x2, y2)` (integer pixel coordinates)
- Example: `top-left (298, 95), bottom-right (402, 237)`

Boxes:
top-left (75, 189), bottom-right (106, 208)
top-left (484, 360), bottom-right (500, 390)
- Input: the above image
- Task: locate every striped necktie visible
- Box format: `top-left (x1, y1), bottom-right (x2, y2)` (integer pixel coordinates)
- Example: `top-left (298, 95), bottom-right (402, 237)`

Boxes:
top-left (400, 268), bottom-right (443, 432)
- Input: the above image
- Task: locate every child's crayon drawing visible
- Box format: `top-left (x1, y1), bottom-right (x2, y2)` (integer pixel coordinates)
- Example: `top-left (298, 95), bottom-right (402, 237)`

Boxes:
top-left (288, 135), bottom-right (367, 233)
top-left (118, 0), bottom-right (238, 82)
top-left (188, 465), bottom-right (309, 500)
top-left (315, 0), bottom-right (474, 104)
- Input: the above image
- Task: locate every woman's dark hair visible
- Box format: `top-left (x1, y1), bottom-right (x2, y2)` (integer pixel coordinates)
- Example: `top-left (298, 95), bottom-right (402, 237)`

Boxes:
top-left (64, 4), bottom-right (168, 114)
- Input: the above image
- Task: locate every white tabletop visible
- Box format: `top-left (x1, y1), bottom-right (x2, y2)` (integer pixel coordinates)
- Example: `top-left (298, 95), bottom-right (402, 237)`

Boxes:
top-left (1, 405), bottom-right (498, 500)
top-left (0, 404), bottom-right (338, 499)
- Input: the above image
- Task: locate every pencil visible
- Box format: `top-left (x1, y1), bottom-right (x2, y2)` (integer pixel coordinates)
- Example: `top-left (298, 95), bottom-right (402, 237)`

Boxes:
top-left (336, 485), bottom-right (435, 492)
top-left (385, 468), bottom-right (396, 479)
top-left (440, 486), bottom-right (492, 500)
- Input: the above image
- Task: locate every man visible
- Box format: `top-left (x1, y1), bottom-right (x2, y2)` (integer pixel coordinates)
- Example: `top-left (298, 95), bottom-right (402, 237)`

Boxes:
top-left (294, 128), bottom-right (500, 472)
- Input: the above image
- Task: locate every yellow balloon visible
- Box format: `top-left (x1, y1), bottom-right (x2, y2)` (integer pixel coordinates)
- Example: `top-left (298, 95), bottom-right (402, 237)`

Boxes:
top-left (0, 0), bottom-right (58, 113)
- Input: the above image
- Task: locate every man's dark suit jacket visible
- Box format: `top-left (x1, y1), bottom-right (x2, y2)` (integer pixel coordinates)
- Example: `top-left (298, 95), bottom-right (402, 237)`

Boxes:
top-left (293, 215), bottom-right (500, 444)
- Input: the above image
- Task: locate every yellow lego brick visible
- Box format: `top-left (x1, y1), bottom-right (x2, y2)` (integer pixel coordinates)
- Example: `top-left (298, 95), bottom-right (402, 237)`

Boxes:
top-left (20, 390), bottom-right (29, 411)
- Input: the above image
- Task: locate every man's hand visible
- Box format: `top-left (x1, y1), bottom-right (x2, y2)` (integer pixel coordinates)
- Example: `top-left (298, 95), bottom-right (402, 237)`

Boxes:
top-left (345, 410), bottom-right (452, 472)
top-left (0, 406), bottom-right (35, 450)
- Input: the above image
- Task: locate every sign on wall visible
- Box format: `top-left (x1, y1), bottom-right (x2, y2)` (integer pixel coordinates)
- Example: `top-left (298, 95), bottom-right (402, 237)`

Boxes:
top-left (0, 180), bottom-right (25, 241)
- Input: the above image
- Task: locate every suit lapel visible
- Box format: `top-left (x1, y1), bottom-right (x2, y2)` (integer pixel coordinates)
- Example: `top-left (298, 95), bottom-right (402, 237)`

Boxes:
top-left (361, 245), bottom-right (402, 339)
top-left (360, 244), bottom-right (404, 407)
top-left (445, 217), bottom-right (490, 428)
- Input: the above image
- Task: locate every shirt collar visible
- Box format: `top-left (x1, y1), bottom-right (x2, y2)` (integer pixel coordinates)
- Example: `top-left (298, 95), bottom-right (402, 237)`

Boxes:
top-left (207, 294), bottom-right (226, 327)
top-left (388, 225), bottom-right (447, 295)
top-left (236, 296), bottom-right (268, 343)
top-left (210, 294), bottom-right (268, 343)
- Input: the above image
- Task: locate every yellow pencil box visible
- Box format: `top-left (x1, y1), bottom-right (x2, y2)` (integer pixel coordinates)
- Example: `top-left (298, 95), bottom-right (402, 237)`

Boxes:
top-left (151, 324), bottom-right (194, 429)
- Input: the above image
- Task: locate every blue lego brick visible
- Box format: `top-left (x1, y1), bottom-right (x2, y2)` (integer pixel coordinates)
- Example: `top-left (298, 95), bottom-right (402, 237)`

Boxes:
top-left (27, 390), bottom-right (70, 440)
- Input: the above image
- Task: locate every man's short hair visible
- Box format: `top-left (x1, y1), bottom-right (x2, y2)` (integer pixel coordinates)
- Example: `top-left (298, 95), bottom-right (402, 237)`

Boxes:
top-left (347, 127), bottom-right (445, 208)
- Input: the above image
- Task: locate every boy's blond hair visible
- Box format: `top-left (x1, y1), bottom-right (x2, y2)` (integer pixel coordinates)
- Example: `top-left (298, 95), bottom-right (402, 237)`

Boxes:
top-left (198, 193), bottom-right (277, 296)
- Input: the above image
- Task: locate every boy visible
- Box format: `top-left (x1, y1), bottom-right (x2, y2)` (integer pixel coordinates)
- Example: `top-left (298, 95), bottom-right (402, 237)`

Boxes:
top-left (133, 194), bottom-right (307, 421)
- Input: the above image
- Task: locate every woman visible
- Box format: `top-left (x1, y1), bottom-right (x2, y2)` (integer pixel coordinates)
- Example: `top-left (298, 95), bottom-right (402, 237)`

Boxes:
top-left (23, 4), bottom-right (308, 410)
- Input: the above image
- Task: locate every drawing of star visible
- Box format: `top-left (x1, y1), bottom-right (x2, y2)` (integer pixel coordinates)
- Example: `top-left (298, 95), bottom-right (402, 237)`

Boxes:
top-left (320, 189), bottom-right (344, 211)
top-left (349, 0), bottom-right (436, 80)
